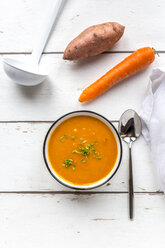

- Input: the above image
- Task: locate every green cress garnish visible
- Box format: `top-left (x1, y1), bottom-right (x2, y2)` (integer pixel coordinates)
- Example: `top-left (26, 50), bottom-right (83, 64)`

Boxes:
top-left (72, 141), bottom-right (102, 162)
top-left (62, 159), bottom-right (76, 170)
top-left (79, 145), bottom-right (90, 156)
top-left (62, 139), bottom-right (102, 170)
top-left (62, 159), bottom-right (73, 168)
top-left (72, 149), bottom-right (80, 154)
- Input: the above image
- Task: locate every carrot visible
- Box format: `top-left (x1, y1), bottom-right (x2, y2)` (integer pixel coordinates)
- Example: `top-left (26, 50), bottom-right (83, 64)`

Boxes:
top-left (79, 47), bottom-right (155, 102)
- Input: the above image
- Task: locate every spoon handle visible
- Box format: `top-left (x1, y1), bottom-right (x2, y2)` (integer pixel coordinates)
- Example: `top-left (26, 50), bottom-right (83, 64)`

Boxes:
top-left (129, 146), bottom-right (134, 219)
top-left (31, 0), bottom-right (64, 64)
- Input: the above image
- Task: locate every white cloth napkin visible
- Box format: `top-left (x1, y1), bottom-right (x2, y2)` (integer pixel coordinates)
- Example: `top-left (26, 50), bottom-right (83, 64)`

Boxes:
top-left (140, 68), bottom-right (165, 192)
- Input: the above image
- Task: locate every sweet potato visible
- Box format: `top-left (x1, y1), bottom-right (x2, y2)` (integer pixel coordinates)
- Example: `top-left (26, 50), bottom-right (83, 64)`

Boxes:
top-left (63, 22), bottom-right (125, 60)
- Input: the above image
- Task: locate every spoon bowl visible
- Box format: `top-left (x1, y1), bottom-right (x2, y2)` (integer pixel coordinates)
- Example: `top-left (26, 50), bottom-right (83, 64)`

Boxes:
top-left (119, 109), bottom-right (141, 144)
top-left (3, 57), bottom-right (48, 86)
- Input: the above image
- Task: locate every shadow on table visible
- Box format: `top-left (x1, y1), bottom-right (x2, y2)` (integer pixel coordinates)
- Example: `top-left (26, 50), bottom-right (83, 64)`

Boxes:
top-left (15, 77), bottom-right (53, 99)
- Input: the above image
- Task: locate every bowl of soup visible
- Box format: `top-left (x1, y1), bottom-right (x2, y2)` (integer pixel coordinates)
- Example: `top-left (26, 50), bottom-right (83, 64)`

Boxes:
top-left (43, 111), bottom-right (122, 190)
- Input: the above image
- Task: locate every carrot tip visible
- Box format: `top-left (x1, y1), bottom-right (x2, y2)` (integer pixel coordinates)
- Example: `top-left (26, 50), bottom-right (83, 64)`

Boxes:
top-left (79, 96), bottom-right (83, 102)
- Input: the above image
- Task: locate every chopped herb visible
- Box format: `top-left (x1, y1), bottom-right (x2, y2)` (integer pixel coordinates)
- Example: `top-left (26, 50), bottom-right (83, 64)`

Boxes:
top-left (96, 156), bottom-right (102, 160)
top-left (60, 134), bottom-right (68, 142)
top-left (91, 147), bottom-right (96, 153)
top-left (72, 136), bottom-right (75, 140)
top-left (79, 141), bottom-right (84, 145)
top-left (62, 159), bottom-right (73, 168)
top-left (72, 149), bottom-right (80, 154)
top-left (71, 140), bottom-right (102, 161)
top-left (94, 33), bottom-right (98, 38)
top-left (72, 165), bottom-right (76, 170)
top-left (60, 139), bottom-right (64, 143)
top-left (80, 146), bottom-right (90, 157)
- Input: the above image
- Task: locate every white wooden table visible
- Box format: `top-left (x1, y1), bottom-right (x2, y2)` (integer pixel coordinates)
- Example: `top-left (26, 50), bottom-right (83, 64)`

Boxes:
top-left (0, 0), bottom-right (165, 247)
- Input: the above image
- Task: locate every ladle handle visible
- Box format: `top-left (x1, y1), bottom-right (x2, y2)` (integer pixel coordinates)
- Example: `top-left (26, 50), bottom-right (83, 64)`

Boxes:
top-left (129, 146), bottom-right (134, 220)
top-left (31, 0), bottom-right (64, 64)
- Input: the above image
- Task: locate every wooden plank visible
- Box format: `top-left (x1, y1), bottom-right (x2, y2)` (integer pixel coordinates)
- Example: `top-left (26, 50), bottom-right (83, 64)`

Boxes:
top-left (0, 122), bottom-right (160, 192)
top-left (0, 53), bottom-right (164, 121)
top-left (0, 193), bottom-right (164, 248)
top-left (0, 0), bottom-right (165, 52)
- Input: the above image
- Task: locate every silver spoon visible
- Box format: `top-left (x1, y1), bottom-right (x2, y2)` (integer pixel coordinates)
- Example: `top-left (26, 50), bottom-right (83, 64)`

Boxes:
top-left (118, 109), bottom-right (141, 219)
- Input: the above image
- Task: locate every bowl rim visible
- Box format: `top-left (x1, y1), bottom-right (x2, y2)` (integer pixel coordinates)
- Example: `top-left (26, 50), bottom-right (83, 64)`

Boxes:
top-left (43, 110), bottom-right (122, 190)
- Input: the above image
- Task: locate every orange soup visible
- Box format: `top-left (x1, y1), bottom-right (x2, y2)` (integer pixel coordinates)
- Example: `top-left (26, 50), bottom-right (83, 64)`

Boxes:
top-left (47, 115), bottom-right (118, 186)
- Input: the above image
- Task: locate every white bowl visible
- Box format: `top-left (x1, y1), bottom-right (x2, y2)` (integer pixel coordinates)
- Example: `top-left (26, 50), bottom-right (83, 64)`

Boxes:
top-left (43, 111), bottom-right (122, 190)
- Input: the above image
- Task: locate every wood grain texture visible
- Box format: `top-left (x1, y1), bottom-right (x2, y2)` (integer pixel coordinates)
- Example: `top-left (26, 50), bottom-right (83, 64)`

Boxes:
top-left (0, 193), bottom-right (165, 248)
top-left (0, 0), bottom-right (164, 52)
top-left (0, 122), bottom-right (159, 192)
top-left (0, 53), bottom-right (164, 121)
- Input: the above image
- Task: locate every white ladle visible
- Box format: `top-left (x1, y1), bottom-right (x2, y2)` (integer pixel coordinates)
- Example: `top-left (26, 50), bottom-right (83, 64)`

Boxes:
top-left (3, 0), bottom-right (64, 86)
